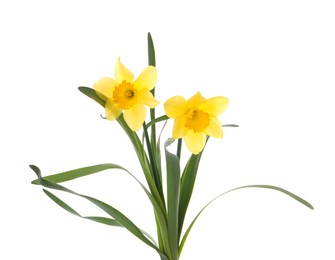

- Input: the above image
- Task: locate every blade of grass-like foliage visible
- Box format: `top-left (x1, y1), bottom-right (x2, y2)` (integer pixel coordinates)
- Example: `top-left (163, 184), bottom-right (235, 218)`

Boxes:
top-left (147, 115), bottom-right (169, 129)
top-left (165, 139), bottom-right (181, 260)
top-left (141, 118), bottom-right (167, 182)
top-left (155, 120), bottom-right (167, 177)
top-left (30, 165), bottom-right (169, 260)
top-left (143, 122), bottom-right (164, 200)
top-left (222, 124), bottom-right (239, 127)
top-left (148, 32), bottom-right (156, 67)
top-left (31, 157), bottom-right (164, 218)
top-left (178, 153), bottom-right (202, 240)
top-left (179, 184), bottom-right (314, 255)
top-left (78, 86), bottom-right (106, 107)
top-left (43, 189), bottom-right (158, 246)
top-left (148, 33), bottom-right (157, 160)
top-left (43, 189), bottom-right (121, 226)
top-left (31, 163), bottom-right (126, 184)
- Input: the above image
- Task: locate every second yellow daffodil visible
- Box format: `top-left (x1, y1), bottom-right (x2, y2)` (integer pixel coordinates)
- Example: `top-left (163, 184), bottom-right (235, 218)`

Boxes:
top-left (94, 58), bottom-right (159, 131)
top-left (164, 92), bottom-right (229, 154)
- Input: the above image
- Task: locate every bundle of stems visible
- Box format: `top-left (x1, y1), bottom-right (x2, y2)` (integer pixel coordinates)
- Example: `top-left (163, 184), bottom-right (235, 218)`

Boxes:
top-left (29, 33), bottom-right (313, 260)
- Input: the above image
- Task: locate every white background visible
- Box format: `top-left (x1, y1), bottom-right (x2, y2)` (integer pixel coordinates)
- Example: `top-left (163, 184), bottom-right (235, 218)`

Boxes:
top-left (1, 0), bottom-right (335, 259)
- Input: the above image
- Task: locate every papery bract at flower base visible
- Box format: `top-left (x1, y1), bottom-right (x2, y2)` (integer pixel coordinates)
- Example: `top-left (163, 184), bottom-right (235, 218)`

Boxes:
top-left (94, 58), bottom-right (159, 131)
top-left (164, 92), bottom-right (229, 154)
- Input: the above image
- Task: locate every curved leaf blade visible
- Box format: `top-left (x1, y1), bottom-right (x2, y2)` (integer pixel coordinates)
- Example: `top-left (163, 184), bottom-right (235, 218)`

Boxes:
top-left (148, 32), bottom-right (156, 67)
top-left (222, 124), bottom-right (239, 127)
top-left (32, 163), bottom-right (126, 184)
top-left (30, 165), bottom-right (169, 260)
top-left (179, 184), bottom-right (313, 255)
top-left (78, 86), bottom-right (106, 107)
top-left (238, 185), bottom-right (314, 209)
top-left (178, 153), bottom-right (202, 239)
top-left (30, 162), bottom-right (169, 255)
top-left (43, 189), bottom-right (158, 246)
top-left (165, 139), bottom-right (181, 260)
top-left (147, 115), bottom-right (169, 129)
top-left (43, 189), bottom-right (121, 226)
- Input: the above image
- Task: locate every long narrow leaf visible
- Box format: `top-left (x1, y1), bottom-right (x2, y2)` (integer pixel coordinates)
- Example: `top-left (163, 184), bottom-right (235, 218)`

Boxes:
top-left (43, 189), bottom-right (121, 226)
top-left (179, 184), bottom-right (314, 254)
top-left (32, 163), bottom-right (126, 184)
top-left (222, 124), bottom-right (239, 127)
top-left (165, 139), bottom-right (181, 260)
top-left (30, 165), bottom-right (169, 260)
top-left (178, 153), bottom-right (202, 239)
top-left (143, 122), bottom-right (164, 199)
top-left (147, 115), bottom-right (169, 129)
top-left (78, 86), bottom-right (106, 107)
top-left (155, 120), bottom-right (168, 177)
top-left (43, 189), bottom-right (158, 246)
top-left (148, 32), bottom-right (157, 164)
top-left (148, 32), bottom-right (156, 67)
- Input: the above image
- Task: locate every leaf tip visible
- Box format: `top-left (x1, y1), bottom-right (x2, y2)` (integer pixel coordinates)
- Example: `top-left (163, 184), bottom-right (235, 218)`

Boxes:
top-left (29, 164), bottom-right (40, 174)
top-left (31, 179), bottom-right (40, 185)
top-left (307, 203), bottom-right (314, 210)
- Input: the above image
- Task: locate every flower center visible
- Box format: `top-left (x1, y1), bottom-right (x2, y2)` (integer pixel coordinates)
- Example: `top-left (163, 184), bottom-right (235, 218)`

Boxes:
top-left (113, 80), bottom-right (138, 109)
top-left (185, 108), bottom-right (210, 132)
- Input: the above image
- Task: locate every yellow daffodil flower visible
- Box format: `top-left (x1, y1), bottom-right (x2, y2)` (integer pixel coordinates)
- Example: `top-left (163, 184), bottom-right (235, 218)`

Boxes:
top-left (94, 58), bottom-right (159, 131)
top-left (164, 92), bottom-right (229, 154)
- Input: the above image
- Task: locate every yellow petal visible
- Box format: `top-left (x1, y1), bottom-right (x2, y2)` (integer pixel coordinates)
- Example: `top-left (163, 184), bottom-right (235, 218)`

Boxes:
top-left (205, 117), bottom-right (223, 138)
top-left (137, 89), bottom-right (160, 108)
top-left (123, 104), bottom-right (146, 131)
top-left (184, 131), bottom-right (206, 155)
top-left (115, 58), bottom-right (134, 83)
top-left (94, 77), bottom-right (118, 101)
top-left (186, 92), bottom-right (206, 108)
top-left (199, 96), bottom-right (229, 116)
top-left (105, 99), bottom-right (122, 120)
top-left (134, 66), bottom-right (157, 91)
top-left (164, 96), bottom-right (188, 118)
top-left (172, 116), bottom-right (187, 139)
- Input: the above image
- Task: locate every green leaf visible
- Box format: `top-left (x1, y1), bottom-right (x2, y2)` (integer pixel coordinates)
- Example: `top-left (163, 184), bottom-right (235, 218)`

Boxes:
top-left (147, 115), bottom-right (169, 129)
top-left (143, 122), bottom-right (164, 200)
top-left (237, 185), bottom-right (314, 209)
top-left (155, 120), bottom-right (168, 179)
top-left (43, 189), bottom-right (121, 226)
top-left (222, 124), bottom-right (239, 127)
top-left (32, 164), bottom-right (126, 184)
top-left (164, 139), bottom-right (181, 260)
top-left (30, 165), bottom-right (169, 260)
top-left (147, 32), bottom-right (158, 182)
top-left (43, 189), bottom-right (81, 217)
top-left (84, 216), bottom-right (122, 227)
top-left (179, 184), bottom-right (313, 255)
top-left (178, 153), bottom-right (202, 239)
top-left (30, 162), bottom-right (169, 246)
top-left (43, 189), bottom-right (158, 246)
top-left (148, 32), bottom-right (156, 67)
top-left (78, 86), bottom-right (106, 107)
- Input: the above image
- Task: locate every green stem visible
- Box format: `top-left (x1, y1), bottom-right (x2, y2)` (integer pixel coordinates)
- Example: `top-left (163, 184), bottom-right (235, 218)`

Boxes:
top-left (143, 122), bottom-right (165, 202)
top-left (176, 139), bottom-right (182, 161)
top-left (117, 116), bottom-right (165, 212)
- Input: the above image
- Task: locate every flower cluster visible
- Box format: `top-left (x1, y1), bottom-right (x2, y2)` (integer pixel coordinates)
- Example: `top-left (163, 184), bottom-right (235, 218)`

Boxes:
top-left (94, 58), bottom-right (229, 154)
